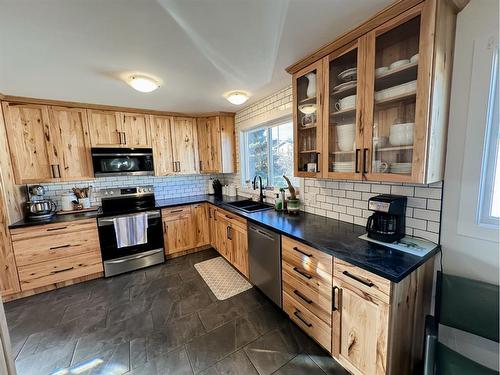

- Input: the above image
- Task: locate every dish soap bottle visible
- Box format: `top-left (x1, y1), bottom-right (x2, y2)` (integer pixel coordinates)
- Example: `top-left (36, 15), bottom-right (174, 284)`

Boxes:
top-left (275, 193), bottom-right (283, 211)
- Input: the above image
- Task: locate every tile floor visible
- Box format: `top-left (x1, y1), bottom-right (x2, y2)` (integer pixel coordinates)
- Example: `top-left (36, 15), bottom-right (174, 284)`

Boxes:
top-left (5, 249), bottom-right (348, 375)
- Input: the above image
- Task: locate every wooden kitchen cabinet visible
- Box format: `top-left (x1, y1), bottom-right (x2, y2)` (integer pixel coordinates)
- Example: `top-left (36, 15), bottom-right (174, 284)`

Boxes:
top-left (171, 117), bottom-right (199, 174)
top-left (151, 115), bottom-right (175, 175)
top-left (120, 112), bottom-right (151, 147)
top-left (290, 0), bottom-right (457, 184)
top-left (2, 102), bottom-right (54, 183)
top-left (192, 203), bottom-right (210, 247)
top-left (292, 60), bottom-right (324, 178)
top-left (332, 257), bottom-right (434, 375)
top-left (197, 115), bottom-right (235, 173)
top-left (87, 109), bottom-right (122, 147)
top-left (10, 219), bottom-right (103, 293)
top-left (48, 106), bottom-right (94, 180)
top-left (162, 206), bottom-right (195, 255)
top-left (2, 102), bottom-right (93, 183)
top-left (211, 206), bottom-right (248, 277)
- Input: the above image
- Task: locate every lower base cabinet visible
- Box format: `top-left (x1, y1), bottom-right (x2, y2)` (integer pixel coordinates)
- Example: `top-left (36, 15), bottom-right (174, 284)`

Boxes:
top-left (281, 235), bottom-right (434, 375)
top-left (210, 205), bottom-right (249, 278)
top-left (10, 219), bottom-right (103, 293)
top-left (162, 203), bottom-right (210, 256)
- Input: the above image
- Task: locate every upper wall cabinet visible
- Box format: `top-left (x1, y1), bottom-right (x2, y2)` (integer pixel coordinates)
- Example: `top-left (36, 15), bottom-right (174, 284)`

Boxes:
top-left (151, 115), bottom-right (175, 176)
top-left (293, 60), bottom-right (324, 178)
top-left (171, 117), bottom-right (199, 174)
top-left (197, 115), bottom-right (235, 174)
top-left (2, 102), bottom-right (93, 183)
top-left (291, 0), bottom-right (457, 184)
top-left (87, 109), bottom-right (151, 148)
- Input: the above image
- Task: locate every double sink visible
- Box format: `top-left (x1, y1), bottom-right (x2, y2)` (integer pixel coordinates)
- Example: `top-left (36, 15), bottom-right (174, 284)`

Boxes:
top-left (224, 199), bottom-right (273, 213)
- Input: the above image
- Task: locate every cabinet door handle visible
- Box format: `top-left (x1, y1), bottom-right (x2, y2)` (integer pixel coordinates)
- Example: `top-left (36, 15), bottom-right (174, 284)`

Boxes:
top-left (362, 148), bottom-right (368, 174)
top-left (46, 226), bottom-right (68, 231)
top-left (293, 290), bottom-right (313, 304)
top-left (163, 221), bottom-right (167, 233)
top-left (123, 133), bottom-right (127, 145)
top-left (208, 209), bottom-right (212, 219)
top-left (332, 286), bottom-right (339, 311)
top-left (49, 244), bottom-right (71, 250)
top-left (355, 149), bottom-right (361, 173)
top-left (52, 266), bottom-right (74, 274)
top-left (342, 270), bottom-right (374, 287)
top-left (293, 267), bottom-right (312, 280)
top-left (199, 160), bottom-right (203, 171)
top-left (50, 164), bottom-right (59, 178)
top-left (292, 246), bottom-right (312, 257)
top-left (176, 161), bottom-right (181, 172)
top-left (293, 310), bottom-right (312, 327)
top-left (57, 165), bottom-right (62, 178)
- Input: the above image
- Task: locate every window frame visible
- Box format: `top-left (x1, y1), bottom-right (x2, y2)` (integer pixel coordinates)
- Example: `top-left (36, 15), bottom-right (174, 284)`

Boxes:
top-left (240, 116), bottom-right (296, 189)
top-left (478, 45), bottom-right (500, 227)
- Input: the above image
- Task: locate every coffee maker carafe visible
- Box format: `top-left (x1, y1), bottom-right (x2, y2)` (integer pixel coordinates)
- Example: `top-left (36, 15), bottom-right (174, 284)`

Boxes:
top-left (366, 195), bottom-right (407, 243)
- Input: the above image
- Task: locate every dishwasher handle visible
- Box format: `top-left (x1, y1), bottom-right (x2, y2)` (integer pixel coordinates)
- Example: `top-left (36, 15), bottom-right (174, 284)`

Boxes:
top-left (248, 224), bottom-right (277, 241)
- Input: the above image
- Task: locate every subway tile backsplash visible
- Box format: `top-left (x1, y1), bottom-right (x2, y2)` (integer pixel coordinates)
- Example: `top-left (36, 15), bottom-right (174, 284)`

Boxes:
top-left (40, 174), bottom-right (219, 209)
top-left (224, 85), bottom-right (444, 244)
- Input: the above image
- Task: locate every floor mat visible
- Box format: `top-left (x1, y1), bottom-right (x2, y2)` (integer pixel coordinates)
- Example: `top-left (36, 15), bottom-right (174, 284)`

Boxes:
top-left (194, 256), bottom-right (252, 300)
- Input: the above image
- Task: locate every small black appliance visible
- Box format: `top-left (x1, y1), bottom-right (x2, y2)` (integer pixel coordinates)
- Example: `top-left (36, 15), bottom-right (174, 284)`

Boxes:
top-left (366, 194), bottom-right (407, 243)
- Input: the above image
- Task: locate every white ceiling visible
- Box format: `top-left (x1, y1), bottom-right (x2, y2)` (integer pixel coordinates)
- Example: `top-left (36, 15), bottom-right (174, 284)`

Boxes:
top-left (0, 0), bottom-right (392, 113)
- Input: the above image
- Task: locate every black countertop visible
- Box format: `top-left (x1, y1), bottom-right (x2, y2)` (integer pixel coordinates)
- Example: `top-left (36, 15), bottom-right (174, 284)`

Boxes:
top-left (10, 194), bottom-right (439, 282)
top-left (155, 195), bottom-right (439, 282)
top-left (9, 210), bottom-right (101, 229)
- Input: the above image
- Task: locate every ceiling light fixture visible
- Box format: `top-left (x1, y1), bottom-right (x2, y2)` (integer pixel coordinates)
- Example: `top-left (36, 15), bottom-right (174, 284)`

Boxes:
top-left (126, 75), bottom-right (160, 93)
top-left (224, 90), bottom-right (250, 105)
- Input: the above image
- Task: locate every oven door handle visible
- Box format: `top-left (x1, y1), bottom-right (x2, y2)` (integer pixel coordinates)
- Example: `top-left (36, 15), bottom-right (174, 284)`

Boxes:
top-left (104, 248), bottom-right (164, 264)
top-left (98, 210), bottom-right (161, 226)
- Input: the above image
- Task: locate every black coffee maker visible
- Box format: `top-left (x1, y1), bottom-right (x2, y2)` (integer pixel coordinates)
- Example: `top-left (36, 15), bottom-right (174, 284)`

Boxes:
top-left (366, 195), bottom-right (407, 243)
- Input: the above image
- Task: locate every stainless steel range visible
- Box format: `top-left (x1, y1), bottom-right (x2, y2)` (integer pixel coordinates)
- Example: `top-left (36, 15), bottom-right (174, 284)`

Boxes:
top-left (97, 185), bottom-right (164, 277)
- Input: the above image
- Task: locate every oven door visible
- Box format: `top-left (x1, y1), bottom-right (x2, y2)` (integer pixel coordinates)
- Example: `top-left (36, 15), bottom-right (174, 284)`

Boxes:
top-left (91, 148), bottom-right (154, 177)
top-left (97, 210), bottom-right (164, 261)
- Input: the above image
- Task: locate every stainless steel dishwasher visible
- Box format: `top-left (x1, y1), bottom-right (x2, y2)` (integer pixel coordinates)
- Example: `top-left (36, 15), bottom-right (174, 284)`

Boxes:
top-left (248, 223), bottom-right (282, 308)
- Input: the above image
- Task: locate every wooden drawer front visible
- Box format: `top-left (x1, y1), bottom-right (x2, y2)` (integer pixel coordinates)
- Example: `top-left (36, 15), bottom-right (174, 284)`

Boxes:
top-left (284, 291), bottom-right (332, 352)
top-left (216, 207), bottom-right (246, 227)
top-left (334, 258), bottom-right (391, 304)
top-left (162, 205), bottom-right (192, 217)
top-left (18, 251), bottom-right (103, 291)
top-left (10, 219), bottom-right (97, 241)
top-left (283, 270), bottom-right (331, 326)
top-left (13, 229), bottom-right (100, 267)
top-left (282, 236), bottom-right (332, 277)
top-left (282, 261), bottom-right (332, 303)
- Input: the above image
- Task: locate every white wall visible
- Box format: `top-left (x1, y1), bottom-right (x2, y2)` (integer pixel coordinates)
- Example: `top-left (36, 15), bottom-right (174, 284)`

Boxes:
top-left (439, 0), bottom-right (499, 370)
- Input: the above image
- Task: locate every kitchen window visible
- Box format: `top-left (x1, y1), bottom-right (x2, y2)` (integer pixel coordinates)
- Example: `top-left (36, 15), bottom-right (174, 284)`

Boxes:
top-left (478, 46), bottom-right (500, 226)
top-left (241, 119), bottom-right (298, 189)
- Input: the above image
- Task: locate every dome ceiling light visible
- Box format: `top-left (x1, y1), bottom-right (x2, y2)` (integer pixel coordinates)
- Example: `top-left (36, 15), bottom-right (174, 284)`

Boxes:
top-left (126, 74), bottom-right (160, 93)
top-left (224, 90), bottom-right (250, 105)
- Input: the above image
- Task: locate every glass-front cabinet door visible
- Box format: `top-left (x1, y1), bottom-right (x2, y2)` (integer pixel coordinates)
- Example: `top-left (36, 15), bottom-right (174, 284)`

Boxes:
top-left (293, 60), bottom-right (323, 177)
top-left (363, 9), bottom-right (428, 182)
top-left (323, 41), bottom-right (364, 179)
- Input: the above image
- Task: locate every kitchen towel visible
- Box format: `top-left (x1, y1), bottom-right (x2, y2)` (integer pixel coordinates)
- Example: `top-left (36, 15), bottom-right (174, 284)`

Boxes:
top-left (113, 213), bottom-right (148, 248)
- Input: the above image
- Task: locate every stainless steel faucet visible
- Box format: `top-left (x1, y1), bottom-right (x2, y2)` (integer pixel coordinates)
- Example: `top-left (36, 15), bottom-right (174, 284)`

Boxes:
top-left (252, 175), bottom-right (265, 203)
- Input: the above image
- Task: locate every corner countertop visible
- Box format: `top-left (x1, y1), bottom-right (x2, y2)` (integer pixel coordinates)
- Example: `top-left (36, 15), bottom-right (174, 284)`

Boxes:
top-left (155, 195), bottom-right (440, 283)
top-left (9, 194), bottom-right (439, 282)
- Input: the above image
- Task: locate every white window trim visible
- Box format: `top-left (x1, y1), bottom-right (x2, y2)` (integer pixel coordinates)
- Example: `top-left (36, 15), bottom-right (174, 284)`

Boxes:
top-left (240, 115), bottom-right (297, 190)
top-left (457, 34), bottom-right (499, 242)
top-left (478, 45), bottom-right (499, 227)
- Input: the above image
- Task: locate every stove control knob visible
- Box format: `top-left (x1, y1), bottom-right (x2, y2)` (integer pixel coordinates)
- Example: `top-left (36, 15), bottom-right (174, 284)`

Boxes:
top-left (109, 191), bottom-right (114, 195)
top-left (139, 188), bottom-right (144, 193)
top-left (148, 188), bottom-right (152, 192)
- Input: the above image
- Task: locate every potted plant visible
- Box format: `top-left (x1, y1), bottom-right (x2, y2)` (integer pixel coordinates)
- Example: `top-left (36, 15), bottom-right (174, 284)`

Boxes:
top-left (283, 176), bottom-right (300, 215)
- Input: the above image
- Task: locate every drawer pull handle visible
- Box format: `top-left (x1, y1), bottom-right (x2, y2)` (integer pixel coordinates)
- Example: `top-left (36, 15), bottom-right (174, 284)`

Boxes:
top-left (293, 290), bottom-right (313, 304)
top-left (52, 267), bottom-right (74, 274)
top-left (293, 246), bottom-right (312, 257)
top-left (332, 286), bottom-right (339, 311)
top-left (342, 271), bottom-right (374, 287)
top-left (49, 244), bottom-right (71, 250)
top-left (170, 209), bottom-right (183, 214)
top-left (293, 267), bottom-right (312, 280)
top-left (293, 310), bottom-right (312, 327)
top-left (47, 226), bottom-right (68, 231)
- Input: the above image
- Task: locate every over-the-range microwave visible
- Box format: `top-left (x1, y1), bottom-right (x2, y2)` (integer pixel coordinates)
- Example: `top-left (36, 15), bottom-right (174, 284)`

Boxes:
top-left (91, 148), bottom-right (154, 177)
